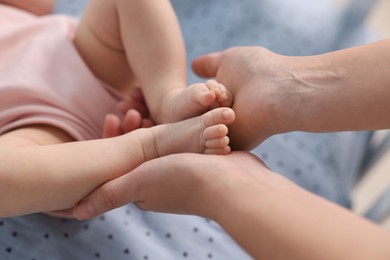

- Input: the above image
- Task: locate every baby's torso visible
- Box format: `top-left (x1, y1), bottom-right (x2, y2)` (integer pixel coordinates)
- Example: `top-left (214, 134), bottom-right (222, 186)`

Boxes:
top-left (0, 5), bottom-right (123, 140)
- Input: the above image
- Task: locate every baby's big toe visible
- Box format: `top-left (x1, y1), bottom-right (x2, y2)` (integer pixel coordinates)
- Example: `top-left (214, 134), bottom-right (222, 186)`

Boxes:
top-left (202, 108), bottom-right (235, 128)
top-left (205, 80), bottom-right (233, 107)
top-left (192, 83), bottom-right (216, 107)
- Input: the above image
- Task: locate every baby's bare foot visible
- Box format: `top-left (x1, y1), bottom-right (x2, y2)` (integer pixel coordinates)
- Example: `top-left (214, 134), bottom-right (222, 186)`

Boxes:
top-left (162, 80), bottom-right (233, 123)
top-left (139, 107), bottom-right (235, 160)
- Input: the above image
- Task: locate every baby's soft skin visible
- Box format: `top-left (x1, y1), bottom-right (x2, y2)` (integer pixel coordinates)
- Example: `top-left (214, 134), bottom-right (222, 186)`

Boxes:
top-left (0, 107), bottom-right (235, 217)
top-left (74, 0), bottom-right (232, 124)
top-left (0, 0), bottom-right (54, 15)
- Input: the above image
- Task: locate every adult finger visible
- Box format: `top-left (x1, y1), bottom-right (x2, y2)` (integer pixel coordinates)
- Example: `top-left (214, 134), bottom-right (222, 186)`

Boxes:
top-left (102, 114), bottom-right (122, 138)
top-left (191, 51), bottom-right (223, 78)
top-left (45, 208), bottom-right (75, 219)
top-left (73, 154), bottom-right (193, 220)
top-left (122, 109), bottom-right (142, 134)
top-left (73, 170), bottom-right (142, 220)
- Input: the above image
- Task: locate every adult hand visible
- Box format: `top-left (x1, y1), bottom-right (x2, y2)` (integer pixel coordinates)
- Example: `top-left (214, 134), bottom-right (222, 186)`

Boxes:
top-left (73, 151), bottom-right (271, 220)
top-left (73, 150), bottom-right (390, 260)
top-left (193, 41), bottom-right (390, 149)
top-left (192, 47), bottom-right (303, 150)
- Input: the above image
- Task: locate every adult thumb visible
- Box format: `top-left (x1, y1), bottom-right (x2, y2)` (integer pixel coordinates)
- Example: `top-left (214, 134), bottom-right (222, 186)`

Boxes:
top-left (73, 171), bottom-right (141, 220)
top-left (192, 52), bottom-right (223, 78)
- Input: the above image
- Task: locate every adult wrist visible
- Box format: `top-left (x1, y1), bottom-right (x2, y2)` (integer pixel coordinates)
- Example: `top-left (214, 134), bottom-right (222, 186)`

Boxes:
top-left (276, 53), bottom-right (346, 133)
top-left (203, 162), bottom-right (279, 223)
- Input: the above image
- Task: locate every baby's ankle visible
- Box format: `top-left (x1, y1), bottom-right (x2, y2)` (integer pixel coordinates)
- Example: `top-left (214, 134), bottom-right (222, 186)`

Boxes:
top-left (135, 128), bottom-right (160, 161)
top-left (151, 88), bottom-right (183, 123)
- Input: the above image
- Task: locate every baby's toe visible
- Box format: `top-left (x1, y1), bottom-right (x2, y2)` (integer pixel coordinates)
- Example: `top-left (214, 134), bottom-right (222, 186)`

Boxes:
top-left (191, 83), bottom-right (216, 107)
top-left (205, 80), bottom-right (233, 107)
top-left (205, 136), bottom-right (230, 149)
top-left (204, 146), bottom-right (231, 155)
top-left (201, 108), bottom-right (235, 127)
top-left (216, 83), bottom-right (233, 107)
top-left (203, 125), bottom-right (228, 139)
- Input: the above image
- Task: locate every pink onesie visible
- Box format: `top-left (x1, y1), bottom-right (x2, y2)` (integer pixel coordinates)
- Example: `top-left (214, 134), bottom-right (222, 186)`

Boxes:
top-left (0, 5), bottom-right (124, 141)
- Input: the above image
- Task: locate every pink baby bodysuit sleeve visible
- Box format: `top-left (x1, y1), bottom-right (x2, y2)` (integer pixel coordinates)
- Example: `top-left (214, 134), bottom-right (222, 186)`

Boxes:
top-left (0, 5), bottom-right (124, 141)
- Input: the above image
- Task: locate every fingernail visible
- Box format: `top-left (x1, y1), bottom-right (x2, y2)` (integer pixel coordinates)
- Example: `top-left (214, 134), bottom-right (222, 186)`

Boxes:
top-left (74, 200), bottom-right (95, 220)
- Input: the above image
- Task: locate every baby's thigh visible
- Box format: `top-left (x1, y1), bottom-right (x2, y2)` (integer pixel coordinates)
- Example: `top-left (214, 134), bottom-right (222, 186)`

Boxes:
top-left (83, 0), bottom-right (119, 44)
top-left (0, 0), bottom-right (54, 15)
top-left (76, 0), bottom-right (137, 94)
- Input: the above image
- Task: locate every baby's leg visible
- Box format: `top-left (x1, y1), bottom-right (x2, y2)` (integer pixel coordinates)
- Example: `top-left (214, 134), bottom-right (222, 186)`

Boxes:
top-left (0, 108), bottom-right (233, 217)
top-left (74, 0), bottom-right (137, 94)
top-left (159, 80), bottom-right (233, 123)
top-left (0, 0), bottom-right (54, 15)
top-left (74, 0), bottom-right (186, 98)
top-left (136, 107), bottom-right (235, 161)
top-left (75, 0), bottom-right (191, 121)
